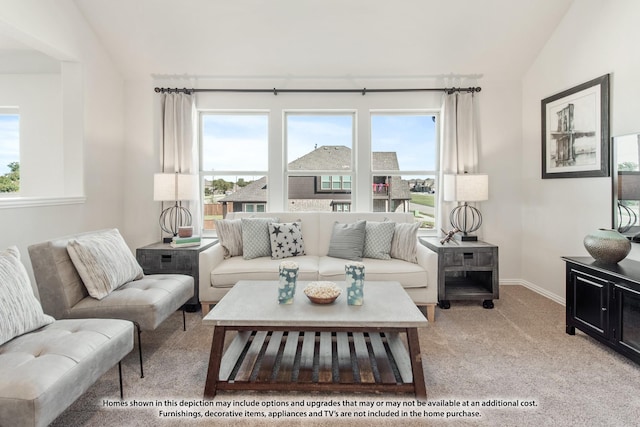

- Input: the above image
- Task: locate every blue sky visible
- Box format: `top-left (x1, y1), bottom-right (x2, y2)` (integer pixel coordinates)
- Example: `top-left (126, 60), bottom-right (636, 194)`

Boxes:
top-left (201, 113), bottom-right (437, 174)
top-left (0, 114), bottom-right (19, 175)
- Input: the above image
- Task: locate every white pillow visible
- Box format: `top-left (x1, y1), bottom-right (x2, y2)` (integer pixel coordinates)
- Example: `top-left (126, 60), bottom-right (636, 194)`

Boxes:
top-left (67, 229), bottom-right (143, 300)
top-left (0, 246), bottom-right (54, 346)
top-left (269, 222), bottom-right (305, 259)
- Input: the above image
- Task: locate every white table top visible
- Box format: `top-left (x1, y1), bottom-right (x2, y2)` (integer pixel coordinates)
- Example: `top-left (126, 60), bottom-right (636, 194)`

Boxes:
top-left (202, 280), bottom-right (428, 328)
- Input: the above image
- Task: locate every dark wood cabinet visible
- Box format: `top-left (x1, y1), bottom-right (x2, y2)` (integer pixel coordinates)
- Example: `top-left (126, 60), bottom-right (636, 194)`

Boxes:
top-left (136, 239), bottom-right (217, 311)
top-left (564, 256), bottom-right (640, 364)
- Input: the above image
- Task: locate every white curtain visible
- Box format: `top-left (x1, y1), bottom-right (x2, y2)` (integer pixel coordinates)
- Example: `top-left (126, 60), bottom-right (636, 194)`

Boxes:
top-left (159, 92), bottom-right (200, 233)
top-left (438, 92), bottom-right (480, 233)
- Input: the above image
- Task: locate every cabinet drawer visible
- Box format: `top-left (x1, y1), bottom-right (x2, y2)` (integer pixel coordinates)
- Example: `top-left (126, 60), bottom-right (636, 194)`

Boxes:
top-left (443, 250), bottom-right (494, 268)
top-left (138, 251), bottom-right (193, 274)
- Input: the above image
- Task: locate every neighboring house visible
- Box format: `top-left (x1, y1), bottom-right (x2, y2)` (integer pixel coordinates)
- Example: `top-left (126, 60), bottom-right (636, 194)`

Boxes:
top-left (219, 145), bottom-right (411, 214)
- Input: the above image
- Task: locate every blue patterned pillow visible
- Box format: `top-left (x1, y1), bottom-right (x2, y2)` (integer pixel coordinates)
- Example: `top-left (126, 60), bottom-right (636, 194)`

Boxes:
top-left (241, 217), bottom-right (279, 260)
top-left (269, 222), bottom-right (305, 259)
top-left (363, 221), bottom-right (396, 260)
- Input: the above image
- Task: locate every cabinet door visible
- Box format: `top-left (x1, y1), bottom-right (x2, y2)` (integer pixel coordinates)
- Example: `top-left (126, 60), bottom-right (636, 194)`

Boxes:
top-left (570, 269), bottom-right (609, 338)
top-left (614, 283), bottom-right (640, 358)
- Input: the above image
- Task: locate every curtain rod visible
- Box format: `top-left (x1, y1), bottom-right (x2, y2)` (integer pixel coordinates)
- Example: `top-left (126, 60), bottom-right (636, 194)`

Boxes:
top-left (153, 86), bottom-right (481, 95)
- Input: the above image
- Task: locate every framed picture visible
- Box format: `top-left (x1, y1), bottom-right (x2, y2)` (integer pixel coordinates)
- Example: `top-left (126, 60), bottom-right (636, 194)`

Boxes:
top-left (541, 74), bottom-right (610, 179)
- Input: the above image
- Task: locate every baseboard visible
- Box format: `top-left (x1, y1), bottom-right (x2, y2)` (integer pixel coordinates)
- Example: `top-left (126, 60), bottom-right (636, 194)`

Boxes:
top-left (499, 279), bottom-right (565, 306)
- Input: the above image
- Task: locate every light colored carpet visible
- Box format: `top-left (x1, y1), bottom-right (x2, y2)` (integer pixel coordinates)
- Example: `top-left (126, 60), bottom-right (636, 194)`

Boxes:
top-left (51, 285), bottom-right (640, 426)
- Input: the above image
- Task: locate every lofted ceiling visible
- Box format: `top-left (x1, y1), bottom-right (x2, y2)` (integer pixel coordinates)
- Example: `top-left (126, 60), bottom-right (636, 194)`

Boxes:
top-left (73, 0), bottom-right (574, 81)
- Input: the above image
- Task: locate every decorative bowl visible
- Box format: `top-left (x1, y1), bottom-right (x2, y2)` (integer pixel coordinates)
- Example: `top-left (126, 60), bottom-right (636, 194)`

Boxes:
top-left (304, 281), bottom-right (341, 304)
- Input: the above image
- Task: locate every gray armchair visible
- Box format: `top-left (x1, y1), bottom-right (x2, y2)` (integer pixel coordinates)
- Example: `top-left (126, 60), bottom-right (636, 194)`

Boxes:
top-left (28, 230), bottom-right (193, 377)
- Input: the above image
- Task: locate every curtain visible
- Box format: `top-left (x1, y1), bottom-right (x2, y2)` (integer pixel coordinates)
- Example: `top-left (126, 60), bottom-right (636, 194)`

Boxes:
top-left (159, 92), bottom-right (200, 233)
top-left (438, 92), bottom-right (480, 233)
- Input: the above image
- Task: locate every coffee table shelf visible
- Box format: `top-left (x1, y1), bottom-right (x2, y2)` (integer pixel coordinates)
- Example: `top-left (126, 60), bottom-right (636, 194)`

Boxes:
top-left (217, 330), bottom-right (414, 392)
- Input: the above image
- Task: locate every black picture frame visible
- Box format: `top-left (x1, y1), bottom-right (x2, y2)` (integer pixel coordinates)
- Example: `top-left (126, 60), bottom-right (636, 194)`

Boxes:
top-left (541, 74), bottom-right (610, 179)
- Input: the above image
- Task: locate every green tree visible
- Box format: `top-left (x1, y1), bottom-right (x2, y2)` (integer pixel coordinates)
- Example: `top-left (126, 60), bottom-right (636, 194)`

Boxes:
top-left (212, 178), bottom-right (233, 193)
top-left (0, 162), bottom-right (19, 193)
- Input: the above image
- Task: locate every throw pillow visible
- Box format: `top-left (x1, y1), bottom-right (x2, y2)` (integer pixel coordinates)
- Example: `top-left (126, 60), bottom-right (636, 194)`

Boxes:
top-left (67, 229), bottom-right (144, 300)
top-left (327, 220), bottom-right (367, 261)
top-left (269, 222), bottom-right (305, 259)
top-left (363, 221), bottom-right (396, 260)
top-left (0, 246), bottom-right (54, 346)
top-left (390, 222), bottom-right (420, 263)
top-left (214, 218), bottom-right (243, 258)
top-left (242, 217), bottom-right (279, 260)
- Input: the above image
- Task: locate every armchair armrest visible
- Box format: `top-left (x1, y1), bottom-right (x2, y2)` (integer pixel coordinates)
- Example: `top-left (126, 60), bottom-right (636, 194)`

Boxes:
top-left (198, 243), bottom-right (225, 298)
top-left (416, 240), bottom-right (438, 291)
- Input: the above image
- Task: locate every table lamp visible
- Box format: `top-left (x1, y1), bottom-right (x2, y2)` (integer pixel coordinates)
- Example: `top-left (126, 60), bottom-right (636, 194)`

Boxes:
top-left (444, 173), bottom-right (489, 241)
top-left (154, 173), bottom-right (197, 242)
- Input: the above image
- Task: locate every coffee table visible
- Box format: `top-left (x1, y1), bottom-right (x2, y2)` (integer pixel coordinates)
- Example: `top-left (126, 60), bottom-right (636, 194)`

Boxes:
top-left (202, 280), bottom-right (428, 399)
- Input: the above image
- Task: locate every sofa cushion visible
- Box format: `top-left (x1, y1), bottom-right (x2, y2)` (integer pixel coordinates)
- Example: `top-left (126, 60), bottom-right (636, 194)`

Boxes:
top-left (269, 222), bottom-right (305, 259)
top-left (242, 217), bottom-right (278, 260)
top-left (66, 274), bottom-right (193, 331)
top-left (214, 218), bottom-right (243, 258)
top-left (67, 228), bottom-right (144, 300)
top-left (327, 220), bottom-right (367, 261)
top-left (318, 256), bottom-right (427, 289)
top-left (0, 247), bottom-right (54, 346)
top-left (363, 221), bottom-right (396, 260)
top-left (211, 255), bottom-right (319, 288)
top-left (0, 318), bottom-right (133, 427)
top-left (390, 222), bottom-right (419, 263)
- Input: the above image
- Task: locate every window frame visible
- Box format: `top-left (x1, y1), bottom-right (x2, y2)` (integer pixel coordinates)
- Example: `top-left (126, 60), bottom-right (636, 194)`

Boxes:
top-left (0, 108), bottom-right (21, 196)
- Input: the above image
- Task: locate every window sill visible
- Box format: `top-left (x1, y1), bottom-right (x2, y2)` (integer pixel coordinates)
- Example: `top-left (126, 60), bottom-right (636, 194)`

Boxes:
top-left (0, 196), bottom-right (86, 209)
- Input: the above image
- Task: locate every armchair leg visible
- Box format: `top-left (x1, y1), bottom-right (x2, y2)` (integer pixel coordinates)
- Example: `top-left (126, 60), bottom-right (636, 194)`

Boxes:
top-left (134, 322), bottom-right (144, 378)
top-left (118, 361), bottom-right (124, 399)
top-left (182, 306), bottom-right (187, 332)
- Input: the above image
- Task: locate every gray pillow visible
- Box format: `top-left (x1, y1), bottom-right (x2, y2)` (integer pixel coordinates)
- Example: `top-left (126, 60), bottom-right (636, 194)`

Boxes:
top-left (214, 218), bottom-right (243, 258)
top-left (242, 217), bottom-right (279, 260)
top-left (327, 220), bottom-right (367, 261)
top-left (363, 221), bottom-right (396, 260)
top-left (0, 246), bottom-right (54, 346)
top-left (390, 222), bottom-right (419, 263)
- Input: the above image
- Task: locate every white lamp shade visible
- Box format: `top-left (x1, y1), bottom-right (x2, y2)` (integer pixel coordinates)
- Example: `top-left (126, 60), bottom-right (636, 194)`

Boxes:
top-left (443, 173), bottom-right (489, 202)
top-left (153, 173), bottom-right (198, 201)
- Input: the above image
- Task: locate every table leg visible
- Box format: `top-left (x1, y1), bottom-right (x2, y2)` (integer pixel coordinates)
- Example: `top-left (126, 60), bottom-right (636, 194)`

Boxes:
top-left (407, 328), bottom-right (427, 399)
top-left (204, 326), bottom-right (226, 398)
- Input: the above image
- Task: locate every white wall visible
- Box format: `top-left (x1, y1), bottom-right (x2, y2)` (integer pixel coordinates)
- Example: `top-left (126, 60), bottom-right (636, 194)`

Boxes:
top-left (0, 0), bottom-right (125, 281)
top-left (522, 0), bottom-right (640, 302)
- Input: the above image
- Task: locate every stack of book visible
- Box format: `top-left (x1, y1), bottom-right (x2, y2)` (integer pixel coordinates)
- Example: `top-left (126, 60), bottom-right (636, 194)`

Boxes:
top-left (170, 236), bottom-right (202, 248)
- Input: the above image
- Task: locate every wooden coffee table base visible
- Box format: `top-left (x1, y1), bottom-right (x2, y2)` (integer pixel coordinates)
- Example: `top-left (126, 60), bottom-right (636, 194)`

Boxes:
top-left (204, 326), bottom-right (426, 399)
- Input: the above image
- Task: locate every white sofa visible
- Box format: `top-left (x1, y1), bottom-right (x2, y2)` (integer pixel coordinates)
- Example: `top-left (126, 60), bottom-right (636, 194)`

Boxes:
top-left (199, 212), bottom-right (437, 322)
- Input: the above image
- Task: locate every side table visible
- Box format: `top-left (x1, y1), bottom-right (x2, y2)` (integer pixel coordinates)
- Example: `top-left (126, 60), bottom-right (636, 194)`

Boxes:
top-left (420, 237), bottom-right (499, 309)
top-left (136, 239), bottom-right (217, 312)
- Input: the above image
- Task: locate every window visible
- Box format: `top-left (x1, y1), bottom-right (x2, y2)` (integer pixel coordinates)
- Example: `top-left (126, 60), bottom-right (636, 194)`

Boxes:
top-left (200, 112), bottom-right (269, 231)
top-left (371, 113), bottom-right (438, 229)
top-left (0, 109), bottom-right (20, 194)
top-left (286, 113), bottom-right (354, 212)
top-left (196, 103), bottom-right (440, 235)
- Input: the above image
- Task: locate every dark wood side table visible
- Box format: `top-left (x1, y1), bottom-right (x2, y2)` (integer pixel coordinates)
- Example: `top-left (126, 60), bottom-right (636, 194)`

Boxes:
top-left (420, 237), bottom-right (499, 309)
top-left (136, 239), bottom-right (217, 312)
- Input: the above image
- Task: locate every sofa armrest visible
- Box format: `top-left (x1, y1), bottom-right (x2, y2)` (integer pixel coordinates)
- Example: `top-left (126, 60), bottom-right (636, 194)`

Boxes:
top-left (198, 243), bottom-right (225, 298)
top-left (416, 240), bottom-right (438, 291)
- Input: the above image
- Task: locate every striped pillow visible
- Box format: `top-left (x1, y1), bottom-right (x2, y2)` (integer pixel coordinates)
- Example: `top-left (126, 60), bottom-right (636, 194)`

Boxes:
top-left (390, 222), bottom-right (419, 263)
top-left (67, 229), bottom-right (143, 300)
top-left (327, 220), bottom-right (367, 261)
top-left (214, 218), bottom-right (243, 258)
top-left (0, 246), bottom-right (54, 346)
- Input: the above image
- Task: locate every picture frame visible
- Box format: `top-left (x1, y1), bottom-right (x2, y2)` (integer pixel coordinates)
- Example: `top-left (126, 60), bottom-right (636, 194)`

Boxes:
top-left (541, 74), bottom-right (610, 179)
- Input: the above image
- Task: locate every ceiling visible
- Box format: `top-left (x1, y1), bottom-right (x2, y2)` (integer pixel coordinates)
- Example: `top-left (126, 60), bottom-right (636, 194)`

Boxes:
top-left (73, 0), bottom-right (574, 81)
